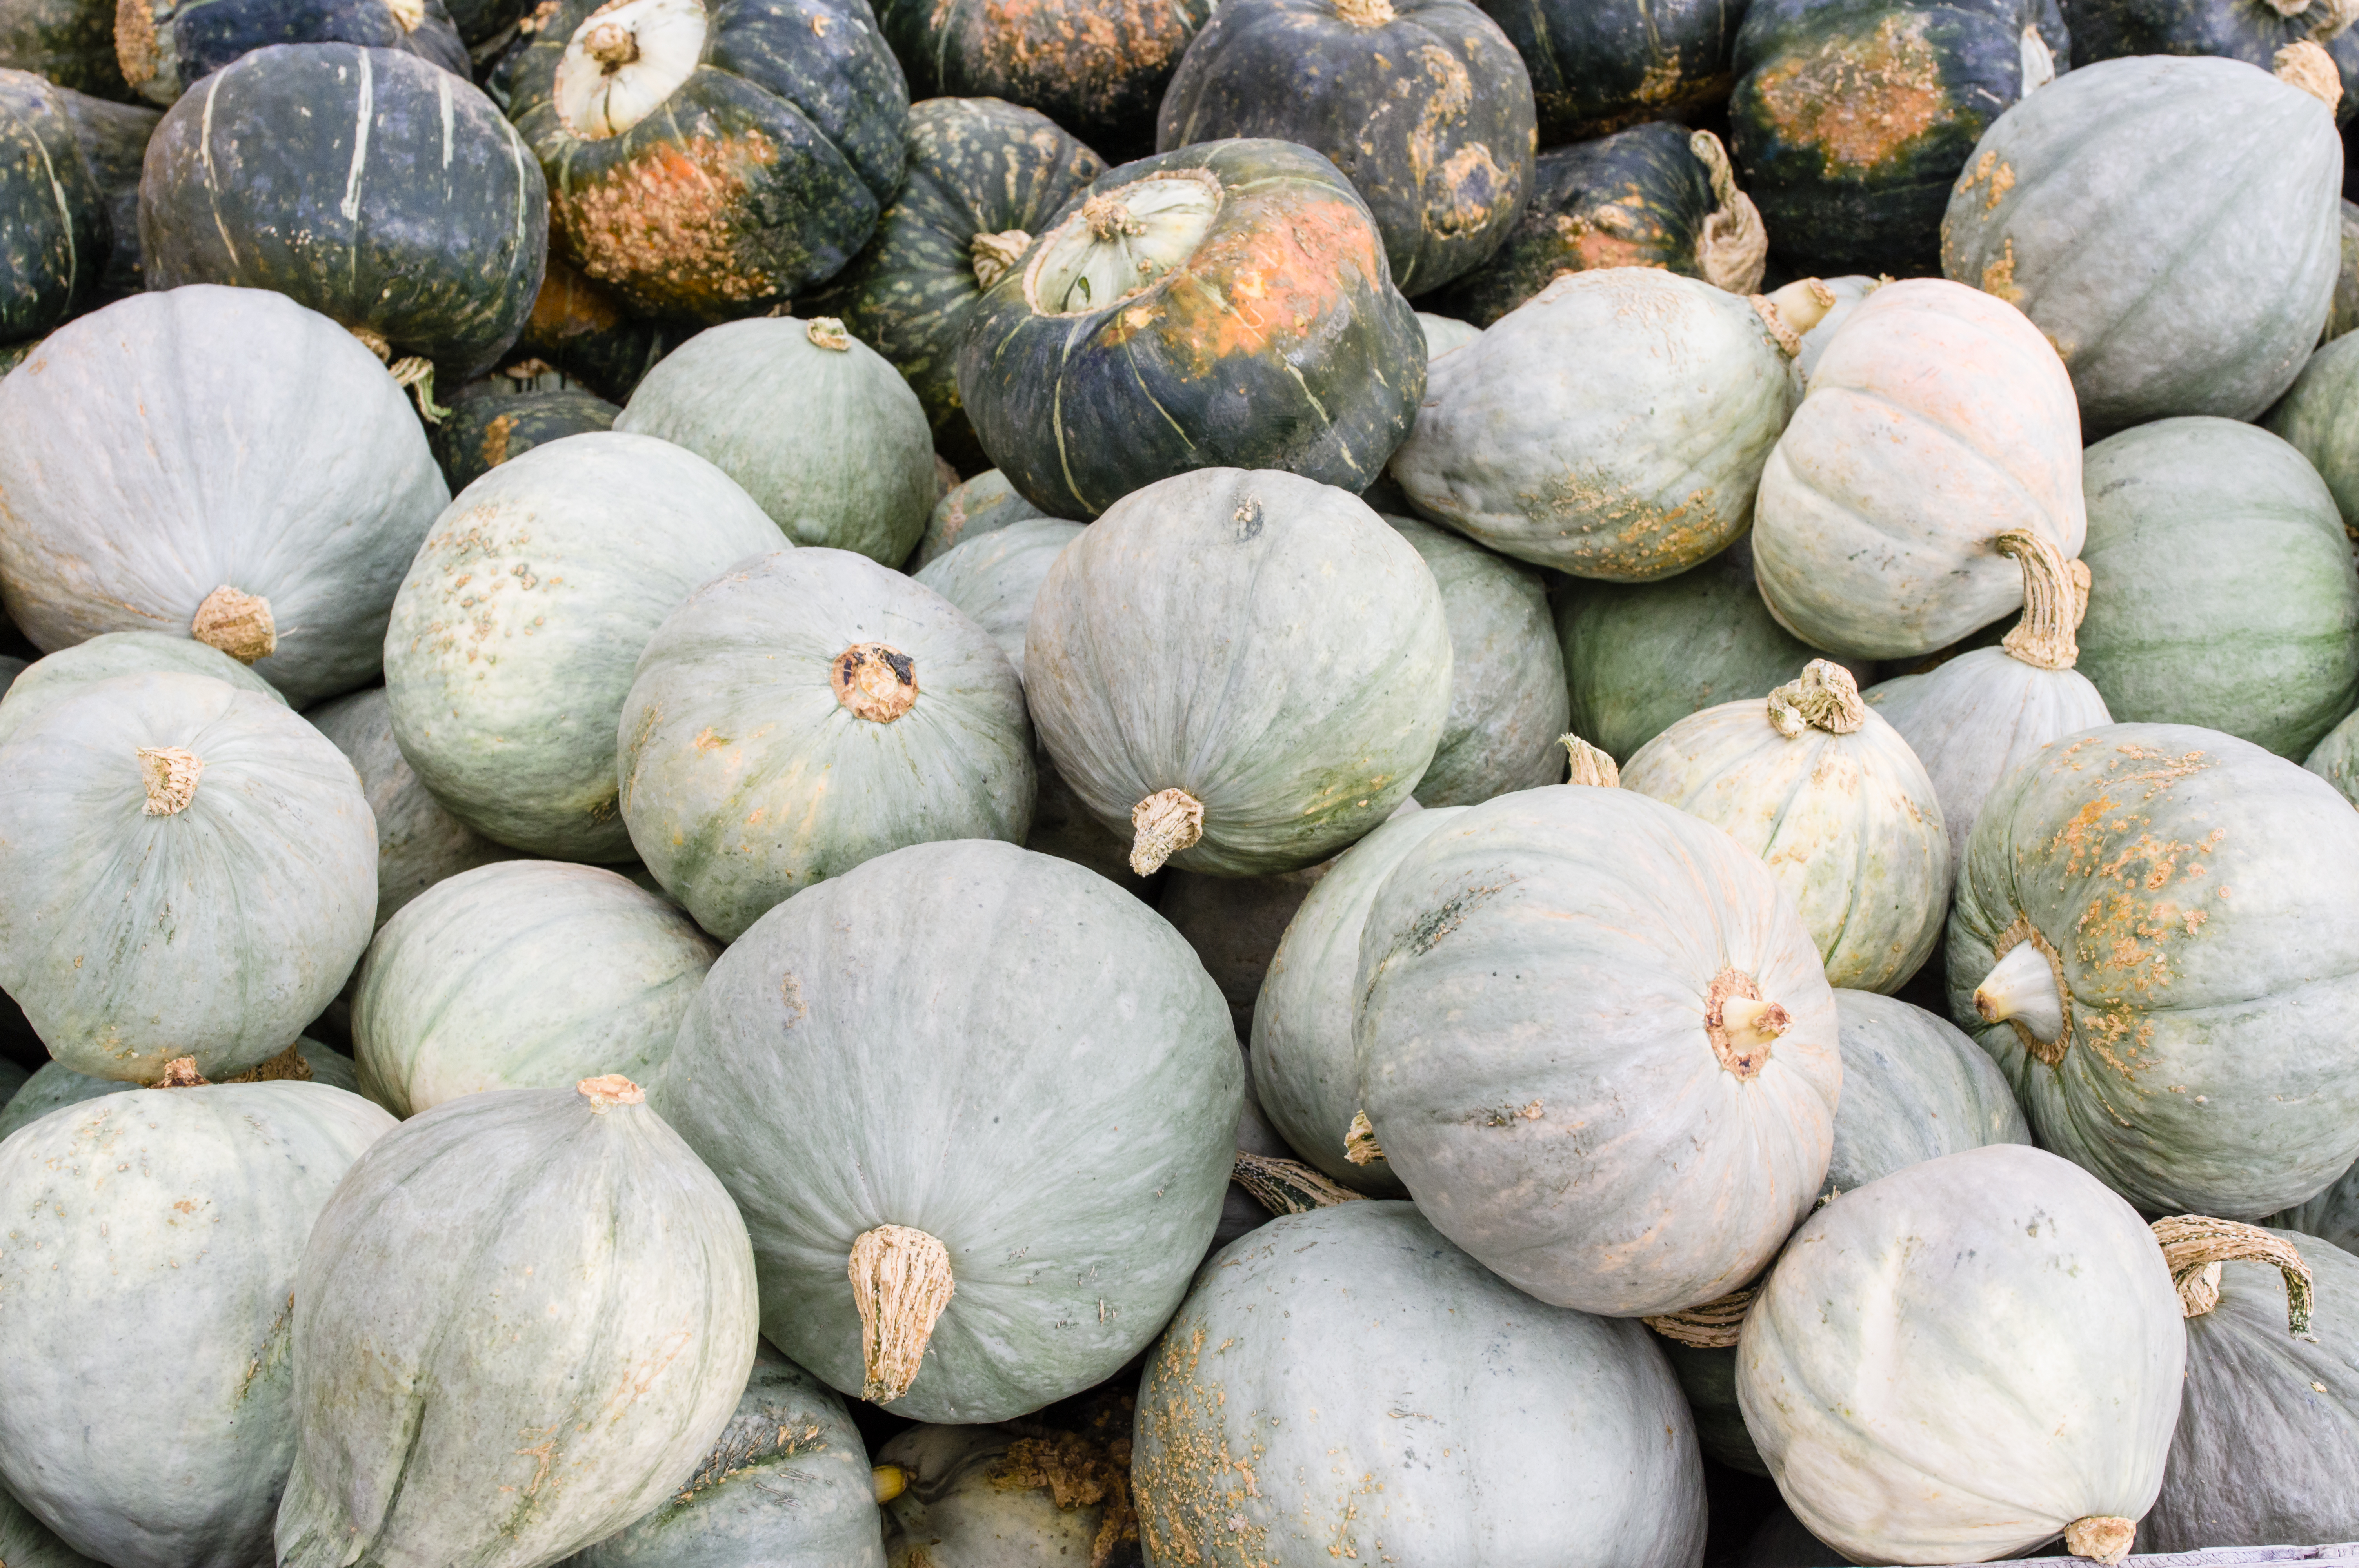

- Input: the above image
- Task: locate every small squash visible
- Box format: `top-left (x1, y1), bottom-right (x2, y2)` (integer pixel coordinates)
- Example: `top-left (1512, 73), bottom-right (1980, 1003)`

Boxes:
top-left (0, 629), bottom-right (284, 748)
top-left (1476, 0), bottom-right (1741, 143)
top-left (911, 517), bottom-right (1083, 680)
top-left (430, 384), bottom-right (619, 493)
top-left (2267, 326), bottom-right (2359, 532)
top-left (0, 69), bottom-right (109, 346)
top-left (910, 468), bottom-right (1048, 569)
top-left (113, 0), bottom-right (470, 106)
top-left (2060, 0), bottom-right (2359, 123)
top-left (877, 1409), bottom-right (1136, 1568)
top-left (0, 1039), bottom-right (359, 1141)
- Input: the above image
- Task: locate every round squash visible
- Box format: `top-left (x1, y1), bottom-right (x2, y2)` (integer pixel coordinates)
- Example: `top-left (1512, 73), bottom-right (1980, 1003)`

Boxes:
top-left (1356, 781), bottom-right (1841, 1315)
top-left (141, 43), bottom-right (547, 380)
top-left (276, 1078), bottom-right (760, 1568)
top-left (1622, 659), bottom-right (1950, 993)
top-left (2074, 416), bottom-right (2359, 760)
top-left (0, 629), bottom-right (284, 747)
top-left (431, 384), bottom-right (619, 494)
top-left (800, 97), bottom-right (1107, 473)
top-left (878, 1411), bottom-right (1136, 1568)
top-left (1736, 1144), bottom-right (2183, 1565)
top-left (1941, 51), bottom-right (2342, 431)
top-left (0, 286), bottom-right (448, 707)
top-left (1952, 723), bottom-right (2359, 1217)
top-left (2060, 0), bottom-right (2359, 123)
top-left (1134, 1200), bottom-right (1708, 1568)
top-left (114, 0), bottom-right (469, 107)
top-left (382, 430), bottom-right (784, 863)
top-left (0, 671), bottom-right (376, 1082)
top-left (0, 0), bottom-right (130, 96)
top-left (911, 468), bottom-right (1047, 569)
top-left (911, 517), bottom-right (1082, 680)
top-left (2267, 326), bottom-right (2359, 532)
top-left (615, 316), bottom-right (935, 564)
top-left (1476, 0), bottom-right (1740, 143)
top-left (0, 69), bottom-right (108, 346)
top-left (0, 1038), bottom-right (359, 1141)
top-left (1391, 269), bottom-right (1819, 581)
top-left (514, 247), bottom-right (680, 402)
top-left (0, 1079), bottom-right (396, 1568)
top-left (308, 686), bottom-right (518, 929)
top-left (956, 138), bottom-right (1427, 520)
top-left (505, 0), bottom-right (908, 321)
top-left (1752, 276), bottom-right (2086, 661)
top-left (1023, 468), bottom-right (1450, 878)
top-left (654, 839), bottom-right (1243, 1423)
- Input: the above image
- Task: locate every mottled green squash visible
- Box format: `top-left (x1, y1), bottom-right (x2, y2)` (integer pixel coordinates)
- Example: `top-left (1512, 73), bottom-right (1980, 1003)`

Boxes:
top-left (430, 385), bottom-right (618, 493)
top-left (0, 0), bottom-right (129, 98)
top-left (911, 517), bottom-right (1081, 681)
top-left (0, 630), bottom-right (283, 748)
top-left (2305, 703), bottom-right (2359, 806)
top-left (114, 0), bottom-right (469, 107)
top-left (2075, 417), bottom-right (2359, 759)
top-left (0, 1040), bottom-right (358, 1141)
top-left (51, 85), bottom-right (155, 299)
top-left (515, 248), bottom-right (680, 402)
top-left (878, 1414), bottom-right (1133, 1568)
top-left (0, 70), bottom-right (107, 345)
top-left (2061, 0), bottom-right (2359, 123)
top-left (2268, 326), bottom-right (2359, 530)
top-left (1476, 0), bottom-right (1741, 143)
top-left (910, 468), bottom-right (1048, 569)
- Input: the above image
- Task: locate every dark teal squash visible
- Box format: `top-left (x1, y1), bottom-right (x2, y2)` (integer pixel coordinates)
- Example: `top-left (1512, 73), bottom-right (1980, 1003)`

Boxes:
top-left (2061, 0), bottom-right (2359, 124)
top-left (429, 384), bottom-right (618, 491)
top-left (140, 42), bottom-right (547, 378)
top-left (2332, 197), bottom-right (2359, 340)
top-left (1475, 0), bottom-right (1742, 143)
top-left (114, 0), bottom-right (469, 106)
top-left (506, 0), bottom-right (910, 321)
top-left (956, 138), bottom-right (1426, 519)
top-left (0, 69), bottom-right (106, 347)
top-left (1154, 0), bottom-right (1536, 297)
top-left (442, 0), bottom-right (532, 44)
top-left (51, 83), bottom-right (155, 299)
top-left (0, 0), bottom-right (130, 98)
top-left (802, 96), bottom-right (1105, 474)
top-left (514, 247), bottom-right (679, 401)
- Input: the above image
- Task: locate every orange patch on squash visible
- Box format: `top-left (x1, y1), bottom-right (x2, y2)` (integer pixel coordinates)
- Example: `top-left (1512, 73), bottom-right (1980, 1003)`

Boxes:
top-left (1750, 11), bottom-right (1952, 174)
top-left (954, 0), bottom-right (1196, 125)
top-left (557, 129), bottom-right (783, 314)
top-left (1153, 194), bottom-right (1379, 367)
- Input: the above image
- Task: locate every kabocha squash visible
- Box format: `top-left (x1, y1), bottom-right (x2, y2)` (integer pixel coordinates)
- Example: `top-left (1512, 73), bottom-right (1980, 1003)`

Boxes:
top-left (0, 287), bottom-right (446, 707)
top-left (800, 98), bottom-right (1106, 473)
top-left (1865, 530), bottom-right (2111, 868)
top-left (276, 1078), bottom-right (759, 1568)
top-left (878, 1418), bottom-right (1134, 1568)
top-left (352, 862), bottom-right (720, 1118)
top-left (308, 686), bottom-right (516, 929)
top-left (618, 549), bottom-right (1034, 940)
top-left (911, 518), bottom-right (1082, 680)
top-left (431, 385), bottom-right (618, 493)
top-left (2061, 0), bottom-right (2359, 123)
top-left (1752, 277), bottom-right (2086, 661)
top-left (1477, 0), bottom-right (1741, 143)
top-left (47, 85), bottom-right (156, 300)
top-left (114, 0), bottom-right (469, 106)
top-left (0, 630), bottom-right (283, 747)
top-left (956, 139), bottom-right (1426, 520)
top-left (2267, 327), bottom-right (2359, 531)
top-left (0, 1040), bottom-right (360, 1141)
top-left (1023, 468), bottom-right (1450, 878)
top-left (1952, 725), bottom-right (2359, 1217)
top-left (0, 673), bottom-right (375, 1082)
top-left (141, 44), bottom-right (546, 381)
top-left (2075, 417), bottom-right (2359, 760)
top-left (616, 317), bottom-right (935, 564)
top-left (654, 839), bottom-right (1243, 1423)
top-left (506, 0), bottom-right (909, 321)
top-left (1391, 269), bottom-right (1822, 582)
top-left (1134, 1201), bottom-right (1708, 1568)
top-left (0, 1079), bottom-right (396, 1568)
top-left (515, 249), bottom-right (679, 401)
top-left (1430, 124), bottom-right (1765, 328)
top-left (912, 468), bottom-right (1047, 569)
top-left (1942, 51), bottom-right (2343, 430)
top-left (0, 0), bottom-right (129, 95)
top-left (1355, 781), bottom-right (1841, 1316)
top-left (0, 70), bottom-right (107, 346)
top-left (1736, 1145), bottom-right (2184, 1565)
top-left (382, 430), bottom-right (783, 863)
top-left (1729, 0), bottom-right (2065, 276)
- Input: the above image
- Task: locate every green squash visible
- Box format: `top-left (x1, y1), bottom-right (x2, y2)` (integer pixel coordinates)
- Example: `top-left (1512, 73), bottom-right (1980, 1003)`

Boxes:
top-left (0, 672), bottom-right (376, 1082)
top-left (382, 430), bottom-right (784, 863)
top-left (0, 1488), bottom-right (102, 1568)
top-left (878, 1414), bottom-right (1134, 1568)
top-left (516, 248), bottom-right (680, 403)
top-left (654, 839), bottom-right (1243, 1423)
top-left (1475, 0), bottom-right (1741, 143)
top-left (141, 43), bottom-right (547, 380)
top-left (2267, 326), bottom-right (2359, 532)
top-left (1942, 51), bottom-right (2342, 431)
top-left (352, 861), bottom-right (720, 1118)
top-left (276, 1078), bottom-right (760, 1568)
top-left (0, 70), bottom-right (107, 346)
top-left (2268, 1161), bottom-right (2359, 1254)
top-left (0, 1079), bottom-right (396, 1568)
top-left (2075, 416), bottom-right (2359, 760)
top-left (47, 84), bottom-right (155, 301)
top-left (911, 517), bottom-right (1082, 681)
top-left (431, 384), bottom-right (619, 493)
top-left (1752, 277), bottom-right (2087, 661)
top-left (2330, 197), bottom-right (2359, 341)
top-left (0, 630), bottom-right (284, 748)
top-left (1134, 1201), bottom-right (1707, 1567)
top-left (1356, 781), bottom-right (1841, 1315)
top-left (1023, 468), bottom-right (1450, 877)
top-left (0, 288), bottom-right (447, 707)
top-left (2061, 0), bottom-right (2359, 123)
top-left (0, 1039), bottom-right (359, 1141)
top-left (616, 317), bottom-right (935, 564)
top-left (114, 0), bottom-right (470, 107)
top-left (1952, 723), bottom-right (2359, 1217)
top-left (1736, 1145), bottom-right (2183, 1564)
top-left (910, 468), bottom-right (1048, 569)
top-left (1158, 864), bottom-right (1327, 1043)
top-left (1392, 269), bottom-right (1815, 582)
top-left (956, 138), bottom-right (1427, 520)
top-left (0, 0), bottom-right (127, 95)
top-left (506, 0), bottom-right (908, 321)
top-left (2305, 703), bottom-right (2359, 806)
top-left (800, 98), bottom-right (1106, 474)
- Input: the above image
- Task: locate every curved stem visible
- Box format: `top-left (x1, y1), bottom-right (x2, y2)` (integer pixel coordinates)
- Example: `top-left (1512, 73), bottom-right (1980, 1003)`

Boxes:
top-left (1690, 131), bottom-right (1766, 296)
top-left (1972, 942), bottom-right (2065, 1045)
top-left (2151, 1215), bottom-right (2315, 1335)
top-left (1642, 1286), bottom-right (1758, 1349)
top-left (1996, 530), bottom-right (2081, 671)
top-left (1559, 733), bottom-right (1619, 787)
top-left (848, 1225), bottom-right (955, 1404)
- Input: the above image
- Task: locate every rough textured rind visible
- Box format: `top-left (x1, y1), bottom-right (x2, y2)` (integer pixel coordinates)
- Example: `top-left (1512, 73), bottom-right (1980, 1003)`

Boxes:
top-left (877, 1416), bottom-right (1134, 1568)
top-left (115, 0), bottom-right (469, 107)
top-left (911, 515), bottom-right (1083, 681)
top-left (2267, 327), bottom-right (2359, 532)
top-left (0, 69), bottom-right (108, 345)
top-left (431, 384), bottom-right (619, 494)
top-left (2063, 0), bottom-right (2359, 126)
top-left (516, 248), bottom-right (681, 402)
top-left (1477, 0), bottom-right (1740, 143)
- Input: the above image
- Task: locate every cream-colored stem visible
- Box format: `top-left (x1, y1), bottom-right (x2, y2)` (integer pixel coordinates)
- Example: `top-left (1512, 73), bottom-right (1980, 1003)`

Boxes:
top-left (1765, 659), bottom-right (1865, 737)
top-left (1129, 788), bottom-right (1204, 876)
top-left (2151, 1215), bottom-right (2315, 1335)
top-left (138, 746), bottom-right (204, 815)
top-left (1996, 529), bottom-right (2081, 671)
top-left (847, 1225), bottom-right (955, 1405)
top-left (2065, 1517), bottom-right (2137, 1566)
top-left (1689, 131), bottom-right (1767, 296)
top-left (1974, 944), bottom-right (2064, 1044)
top-left (1718, 996), bottom-right (1790, 1051)
top-left (2275, 39), bottom-right (2343, 109)
top-left (1559, 733), bottom-right (1619, 786)
top-left (1344, 1109), bottom-right (1385, 1166)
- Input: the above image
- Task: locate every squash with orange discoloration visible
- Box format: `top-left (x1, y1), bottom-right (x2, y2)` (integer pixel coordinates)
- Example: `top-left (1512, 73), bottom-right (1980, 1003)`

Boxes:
top-left (1476, 0), bottom-right (1741, 144)
top-left (513, 248), bottom-right (680, 402)
top-left (2062, 0), bottom-right (2359, 125)
top-left (429, 384), bottom-right (618, 493)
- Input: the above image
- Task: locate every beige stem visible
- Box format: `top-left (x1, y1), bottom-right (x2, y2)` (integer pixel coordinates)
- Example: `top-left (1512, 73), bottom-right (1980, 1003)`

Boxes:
top-left (1081, 195), bottom-right (1143, 241)
top-left (1750, 278), bottom-right (1836, 357)
top-left (1996, 530), bottom-right (2081, 670)
top-left (1704, 969), bottom-right (1783, 1080)
top-left (220, 1044), bottom-right (313, 1083)
top-left (2065, 1518), bottom-right (2136, 1566)
top-left (383, 0), bottom-right (425, 31)
top-left (2151, 1215), bottom-right (2314, 1335)
top-left (576, 1074), bottom-right (644, 1112)
top-left (191, 584), bottom-right (277, 663)
top-left (970, 229), bottom-right (1032, 290)
top-left (2309, 0), bottom-right (2359, 42)
top-left (349, 324), bottom-right (392, 361)
top-left (2276, 39), bottom-right (2343, 109)
top-left (1765, 659), bottom-right (1865, 737)
top-left (1720, 996), bottom-right (1790, 1049)
top-left (1344, 1109), bottom-right (1385, 1165)
top-left (151, 1056), bottom-right (209, 1087)
top-left (848, 1225), bottom-right (956, 1404)
top-left (584, 19), bottom-right (638, 67)
top-left (1973, 942), bottom-right (2065, 1048)
top-left (138, 746), bottom-right (203, 816)
top-left (1559, 733), bottom-right (1619, 786)
top-left (1330, 0), bottom-right (1396, 23)
top-left (1642, 1286), bottom-right (1757, 1348)
top-left (2067, 557), bottom-right (2092, 629)
top-left (1690, 131), bottom-right (1767, 296)
top-left (805, 317), bottom-right (851, 352)
top-left (832, 644), bottom-right (918, 722)
top-left (1231, 1151), bottom-right (1366, 1215)
top-left (1129, 788), bottom-right (1203, 876)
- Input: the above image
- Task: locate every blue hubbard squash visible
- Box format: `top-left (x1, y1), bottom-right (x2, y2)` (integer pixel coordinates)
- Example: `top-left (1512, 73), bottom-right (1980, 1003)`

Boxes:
top-left (113, 0), bottom-right (469, 106)
top-left (1476, 0), bottom-right (1742, 143)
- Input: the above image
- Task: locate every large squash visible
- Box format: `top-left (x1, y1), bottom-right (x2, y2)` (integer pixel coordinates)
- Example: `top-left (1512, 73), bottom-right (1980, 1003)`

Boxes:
top-left (0, 69), bottom-right (108, 347)
top-left (0, 629), bottom-right (283, 747)
top-left (1952, 724), bottom-right (2359, 1217)
top-left (1022, 468), bottom-right (1450, 877)
top-left (956, 138), bottom-right (1426, 520)
top-left (114, 0), bottom-right (470, 106)
top-left (0, 287), bottom-right (447, 707)
top-left (653, 839), bottom-right (1243, 1423)
top-left (2267, 327), bottom-right (2359, 532)
top-left (910, 517), bottom-right (1083, 680)
top-left (1475, 0), bottom-right (1740, 143)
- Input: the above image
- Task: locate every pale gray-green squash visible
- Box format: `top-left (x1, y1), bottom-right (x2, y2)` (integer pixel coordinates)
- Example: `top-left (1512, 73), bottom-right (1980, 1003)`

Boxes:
top-left (1736, 1145), bottom-right (2184, 1564)
top-left (0, 671), bottom-right (376, 1082)
top-left (0, 1488), bottom-right (102, 1568)
top-left (563, 1343), bottom-right (885, 1568)
top-left (1416, 310), bottom-right (1479, 358)
top-left (276, 1078), bottom-right (760, 1568)
top-left (910, 517), bottom-right (1082, 681)
top-left (1622, 661), bottom-right (1950, 993)
top-left (2270, 1162), bottom-right (2359, 1253)
top-left (2306, 706), bottom-right (2359, 806)
top-left (383, 430), bottom-right (785, 863)
top-left (1132, 1201), bottom-right (1708, 1568)
top-left (654, 840), bottom-right (1242, 1425)
top-left (1025, 741), bottom-right (1160, 897)
top-left (909, 469), bottom-right (1047, 570)
top-left (1159, 864), bottom-right (1329, 1044)
top-left (617, 548), bottom-right (1034, 942)
top-left (1952, 724), bottom-right (2359, 1217)
top-left (0, 631), bottom-right (285, 746)
top-left (351, 861), bottom-right (720, 1119)
top-left (0, 287), bottom-right (449, 707)
top-left (2268, 329), bottom-right (2359, 529)
top-left (0, 1080), bottom-right (397, 1568)
top-left (615, 318), bottom-right (935, 566)
top-left (878, 1415), bottom-right (1134, 1568)
top-left (1024, 468), bottom-right (1450, 878)
top-left (1786, 274), bottom-right (1879, 396)
top-left (0, 1040), bottom-right (358, 1142)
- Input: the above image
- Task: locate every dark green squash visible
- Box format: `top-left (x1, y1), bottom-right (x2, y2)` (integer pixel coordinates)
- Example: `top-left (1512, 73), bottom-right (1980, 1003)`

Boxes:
top-left (958, 138), bottom-right (1427, 519)
top-left (442, 0), bottom-right (533, 45)
top-left (2331, 196), bottom-right (2359, 340)
top-left (2061, 0), bottom-right (2359, 124)
top-left (506, 0), bottom-right (910, 322)
top-left (140, 42), bottom-right (548, 379)
top-left (1475, 0), bottom-right (1741, 143)
top-left (802, 97), bottom-right (1105, 474)
top-left (114, 0), bottom-right (469, 106)
top-left (429, 383), bottom-right (618, 492)
top-left (1730, 0), bottom-right (2066, 275)
top-left (51, 85), bottom-right (155, 299)
top-left (512, 245), bottom-right (680, 401)
top-left (1153, 0), bottom-right (1536, 297)
top-left (0, 0), bottom-right (129, 98)
top-left (0, 69), bottom-right (107, 347)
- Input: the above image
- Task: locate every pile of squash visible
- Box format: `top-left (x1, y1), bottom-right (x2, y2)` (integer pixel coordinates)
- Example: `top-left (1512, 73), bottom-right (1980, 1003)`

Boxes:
top-left (4, 0), bottom-right (2359, 1559)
